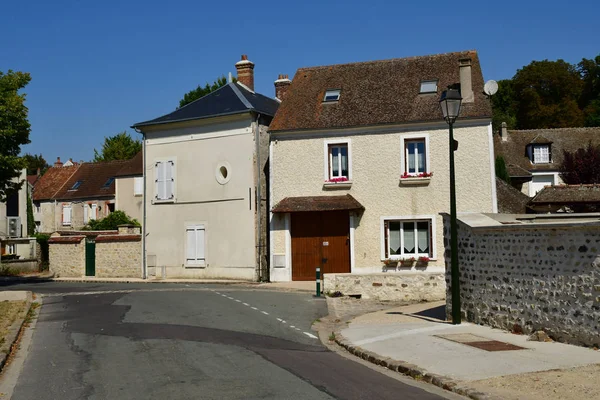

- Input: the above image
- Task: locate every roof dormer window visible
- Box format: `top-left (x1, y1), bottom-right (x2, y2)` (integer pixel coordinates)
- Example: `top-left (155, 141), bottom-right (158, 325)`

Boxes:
top-left (102, 177), bottom-right (115, 188)
top-left (420, 80), bottom-right (438, 94)
top-left (323, 89), bottom-right (341, 102)
top-left (69, 180), bottom-right (82, 191)
top-left (532, 144), bottom-right (551, 164)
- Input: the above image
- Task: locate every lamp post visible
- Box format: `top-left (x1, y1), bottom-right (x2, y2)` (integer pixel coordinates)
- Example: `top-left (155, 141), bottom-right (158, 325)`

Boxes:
top-left (439, 88), bottom-right (463, 325)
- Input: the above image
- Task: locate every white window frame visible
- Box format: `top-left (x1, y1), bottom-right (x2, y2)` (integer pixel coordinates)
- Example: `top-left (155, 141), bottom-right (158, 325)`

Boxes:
top-left (185, 224), bottom-right (206, 267)
top-left (532, 144), bottom-right (550, 164)
top-left (134, 176), bottom-right (143, 196)
top-left (400, 134), bottom-right (430, 176)
top-left (154, 158), bottom-right (176, 202)
top-left (380, 215), bottom-right (436, 260)
top-left (62, 204), bottom-right (72, 226)
top-left (323, 139), bottom-right (352, 181)
top-left (323, 89), bottom-right (341, 102)
top-left (90, 203), bottom-right (98, 220)
top-left (420, 80), bottom-right (438, 94)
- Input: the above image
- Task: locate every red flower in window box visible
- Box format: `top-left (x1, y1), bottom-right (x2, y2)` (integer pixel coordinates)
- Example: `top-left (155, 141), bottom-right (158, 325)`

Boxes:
top-left (401, 172), bottom-right (433, 179)
top-left (325, 177), bottom-right (349, 183)
top-left (417, 256), bottom-right (430, 263)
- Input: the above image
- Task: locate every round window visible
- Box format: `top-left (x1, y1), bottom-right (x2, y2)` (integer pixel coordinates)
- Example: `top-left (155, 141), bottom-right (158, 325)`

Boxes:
top-left (215, 162), bottom-right (231, 185)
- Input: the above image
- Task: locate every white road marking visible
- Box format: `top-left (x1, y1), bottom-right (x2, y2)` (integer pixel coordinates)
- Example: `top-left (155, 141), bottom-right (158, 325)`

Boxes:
top-left (290, 325), bottom-right (296, 328)
top-left (276, 318), bottom-right (283, 322)
top-left (251, 307), bottom-right (258, 310)
top-left (261, 311), bottom-right (269, 315)
top-left (242, 303), bottom-right (249, 306)
top-left (303, 332), bottom-right (318, 339)
top-left (281, 320), bottom-right (286, 324)
top-left (235, 299), bottom-right (241, 303)
top-left (295, 328), bottom-right (301, 331)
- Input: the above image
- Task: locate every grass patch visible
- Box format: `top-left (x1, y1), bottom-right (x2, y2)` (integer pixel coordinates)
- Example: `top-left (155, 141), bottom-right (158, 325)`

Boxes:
top-left (0, 265), bottom-right (20, 277)
top-left (0, 300), bottom-right (27, 352)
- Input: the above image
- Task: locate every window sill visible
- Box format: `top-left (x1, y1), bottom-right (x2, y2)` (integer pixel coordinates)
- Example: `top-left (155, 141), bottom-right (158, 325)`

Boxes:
top-left (152, 198), bottom-right (175, 204)
top-left (323, 181), bottom-right (352, 189)
top-left (399, 177), bottom-right (431, 186)
top-left (185, 264), bottom-right (206, 268)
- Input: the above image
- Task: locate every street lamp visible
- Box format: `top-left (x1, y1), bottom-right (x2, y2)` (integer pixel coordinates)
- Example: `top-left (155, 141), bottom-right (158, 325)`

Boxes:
top-left (439, 88), bottom-right (462, 325)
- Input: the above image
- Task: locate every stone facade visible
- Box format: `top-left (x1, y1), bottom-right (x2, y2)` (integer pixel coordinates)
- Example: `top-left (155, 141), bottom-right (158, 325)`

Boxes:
top-left (49, 235), bottom-right (86, 277)
top-left (443, 213), bottom-right (600, 347)
top-left (324, 272), bottom-right (446, 301)
top-left (96, 236), bottom-right (141, 278)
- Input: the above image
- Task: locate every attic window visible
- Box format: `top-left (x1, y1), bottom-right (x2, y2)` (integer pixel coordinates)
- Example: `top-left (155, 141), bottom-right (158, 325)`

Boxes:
top-left (420, 80), bottom-right (438, 94)
top-left (102, 177), bottom-right (115, 188)
top-left (323, 89), bottom-right (341, 102)
top-left (69, 180), bottom-right (82, 191)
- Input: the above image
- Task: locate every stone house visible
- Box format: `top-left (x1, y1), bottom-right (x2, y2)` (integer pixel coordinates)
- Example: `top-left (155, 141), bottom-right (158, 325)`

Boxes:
top-left (114, 151), bottom-right (143, 223)
top-left (131, 55), bottom-right (279, 280)
top-left (268, 50), bottom-right (497, 281)
top-left (33, 158), bottom-right (130, 232)
top-left (529, 184), bottom-right (600, 213)
top-left (494, 125), bottom-right (600, 197)
top-left (0, 169), bottom-right (31, 245)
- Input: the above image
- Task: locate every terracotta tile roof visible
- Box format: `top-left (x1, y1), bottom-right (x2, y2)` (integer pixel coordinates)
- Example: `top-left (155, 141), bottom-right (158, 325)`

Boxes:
top-left (115, 151), bottom-right (143, 177)
top-left (32, 165), bottom-right (80, 201)
top-left (495, 178), bottom-right (531, 214)
top-left (530, 184), bottom-right (600, 204)
top-left (27, 175), bottom-right (39, 186)
top-left (272, 194), bottom-right (364, 213)
top-left (269, 50), bottom-right (491, 132)
top-left (494, 127), bottom-right (600, 174)
top-left (54, 160), bottom-right (129, 200)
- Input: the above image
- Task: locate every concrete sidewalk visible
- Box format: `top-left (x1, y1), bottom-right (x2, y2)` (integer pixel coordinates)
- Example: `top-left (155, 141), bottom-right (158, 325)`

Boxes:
top-left (336, 301), bottom-right (600, 400)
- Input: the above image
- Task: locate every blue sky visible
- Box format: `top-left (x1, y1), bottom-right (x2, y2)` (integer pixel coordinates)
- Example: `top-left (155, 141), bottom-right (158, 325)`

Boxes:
top-left (2, 0), bottom-right (598, 164)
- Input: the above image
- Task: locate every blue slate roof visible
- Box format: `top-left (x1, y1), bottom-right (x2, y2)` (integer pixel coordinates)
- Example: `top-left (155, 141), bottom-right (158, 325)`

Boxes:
top-left (132, 82), bottom-right (279, 128)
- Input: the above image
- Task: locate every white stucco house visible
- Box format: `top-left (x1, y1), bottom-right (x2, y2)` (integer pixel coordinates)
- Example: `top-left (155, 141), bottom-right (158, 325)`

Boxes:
top-left (268, 50), bottom-right (497, 281)
top-left (132, 55), bottom-right (280, 280)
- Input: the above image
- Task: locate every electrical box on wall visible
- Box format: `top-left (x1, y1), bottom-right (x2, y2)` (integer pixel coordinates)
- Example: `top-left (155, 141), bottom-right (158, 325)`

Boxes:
top-left (7, 216), bottom-right (21, 238)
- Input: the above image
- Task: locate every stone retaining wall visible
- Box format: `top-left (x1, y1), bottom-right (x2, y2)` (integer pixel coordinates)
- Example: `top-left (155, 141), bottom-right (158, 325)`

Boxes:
top-left (96, 236), bottom-right (141, 278)
top-left (324, 272), bottom-right (446, 302)
top-left (49, 235), bottom-right (85, 277)
top-left (443, 213), bottom-right (600, 347)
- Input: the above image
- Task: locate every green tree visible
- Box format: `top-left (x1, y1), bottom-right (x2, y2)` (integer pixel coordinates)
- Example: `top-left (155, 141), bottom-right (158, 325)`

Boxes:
top-left (0, 70), bottom-right (31, 201)
top-left (84, 210), bottom-right (140, 231)
top-left (559, 141), bottom-right (600, 184)
top-left (495, 156), bottom-right (511, 184)
top-left (22, 153), bottom-right (49, 175)
top-left (512, 60), bottom-right (584, 129)
top-left (93, 131), bottom-right (142, 162)
top-left (26, 193), bottom-right (35, 236)
top-left (179, 75), bottom-right (234, 108)
top-left (579, 55), bottom-right (600, 126)
top-left (491, 79), bottom-right (517, 133)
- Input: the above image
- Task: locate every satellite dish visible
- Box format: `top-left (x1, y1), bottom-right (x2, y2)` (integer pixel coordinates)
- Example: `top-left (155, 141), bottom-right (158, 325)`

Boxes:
top-left (484, 80), bottom-right (498, 96)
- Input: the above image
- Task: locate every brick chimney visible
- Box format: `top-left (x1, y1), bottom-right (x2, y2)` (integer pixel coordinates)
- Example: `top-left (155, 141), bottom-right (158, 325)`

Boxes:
top-left (54, 157), bottom-right (63, 167)
top-left (501, 122), bottom-right (508, 142)
top-left (274, 74), bottom-right (292, 101)
top-left (235, 55), bottom-right (255, 91)
top-left (459, 57), bottom-right (474, 103)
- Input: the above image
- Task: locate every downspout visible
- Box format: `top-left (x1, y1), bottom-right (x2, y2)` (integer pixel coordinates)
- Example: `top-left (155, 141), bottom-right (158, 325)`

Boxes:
top-left (255, 113), bottom-right (262, 282)
top-left (134, 127), bottom-right (147, 280)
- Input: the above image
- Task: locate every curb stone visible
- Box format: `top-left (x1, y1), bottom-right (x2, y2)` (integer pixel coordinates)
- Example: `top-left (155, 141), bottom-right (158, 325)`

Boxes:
top-left (334, 329), bottom-right (501, 400)
top-left (0, 292), bottom-right (33, 374)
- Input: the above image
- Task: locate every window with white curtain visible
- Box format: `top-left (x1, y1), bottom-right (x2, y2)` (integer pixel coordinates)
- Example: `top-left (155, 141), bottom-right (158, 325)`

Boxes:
top-left (186, 225), bottom-right (206, 266)
top-left (384, 219), bottom-right (431, 258)
top-left (328, 143), bottom-right (349, 179)
top-left (532, 145), bottom-right (550, 164)
top-left (405, 139), bottom-right (427, 174)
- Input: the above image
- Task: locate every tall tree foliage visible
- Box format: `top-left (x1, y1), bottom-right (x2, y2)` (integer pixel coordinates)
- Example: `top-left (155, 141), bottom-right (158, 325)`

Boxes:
top-left (559, 142), bottom-right (600, 184)
top-left (22, 153), bottom-right (49, 175)
top-left (93, 131), bottom-right (142, 162)
top-left (179, 75), bottom-right (234, 108)
top-left (492, 55), bottom-right (600, 130)
top-left (0, 70), bottom-right (31, 201)
top-left (495, 156), bottom-right (511, 184)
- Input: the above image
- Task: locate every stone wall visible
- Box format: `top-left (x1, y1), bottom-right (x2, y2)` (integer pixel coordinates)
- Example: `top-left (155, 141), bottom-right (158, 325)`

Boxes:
top-left (49, 235), bottom-right (85, 277)
top-left (96, 235), bottom-right (141, 278)
top-left (324, 272), bottom-right (446, 302)
top-left (443, 213), bottom-right (600, 347)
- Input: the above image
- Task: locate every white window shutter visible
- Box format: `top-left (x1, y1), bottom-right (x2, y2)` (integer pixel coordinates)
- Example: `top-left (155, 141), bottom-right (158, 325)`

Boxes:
top-left (186, 228), bottom-right (196, 263)
top-left (91, 204), bottom-right (97, 220)
top-left (165, 161), bottom-right (174, 199)
top-left (155, 162), bottom-right (165, 200)
top-left (134, 177), bottom-right (143, 195)
top-left (196, 226), bottom-right (205, 263)
top-left (63, 205), bottom-right (71, 225)
top-left (84, 204), bottom-right (88, 224)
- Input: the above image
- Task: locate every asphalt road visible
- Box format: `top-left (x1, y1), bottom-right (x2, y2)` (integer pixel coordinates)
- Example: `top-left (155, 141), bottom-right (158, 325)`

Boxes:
top-left (0, 282), bottom-right (462, 400)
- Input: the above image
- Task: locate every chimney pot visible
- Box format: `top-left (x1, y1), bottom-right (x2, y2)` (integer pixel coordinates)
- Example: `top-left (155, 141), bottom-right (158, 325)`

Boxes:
top-left (235, 54), bottom-right (255, 91)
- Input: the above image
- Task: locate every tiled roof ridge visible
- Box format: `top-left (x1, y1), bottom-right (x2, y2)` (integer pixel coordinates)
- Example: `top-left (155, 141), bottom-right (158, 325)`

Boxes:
top-left (549, 184), bottom-right (600, 189)
top-left (508, 127), bottom-right (600, 133)
top-left (296, 50), bottom-right (478, 72)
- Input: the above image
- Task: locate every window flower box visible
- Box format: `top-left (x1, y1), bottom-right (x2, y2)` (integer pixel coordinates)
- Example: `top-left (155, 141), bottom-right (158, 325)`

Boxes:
top-left (381, 259), bottom-right (398, 271)
top-left (398, 257), bottom-right (415, 268)
top-left (323, 176), bottom-right (352, 189)
top-left (416, 256), bottom-right (430, 267)
top-left (400, 172), bottom-right (432, 186)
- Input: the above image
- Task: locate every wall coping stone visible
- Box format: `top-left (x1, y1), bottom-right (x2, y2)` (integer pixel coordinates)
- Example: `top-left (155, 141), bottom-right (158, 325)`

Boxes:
top-left (56, 230), bottom-right (118, 237)
top-left (440, 212), bottom-right (600, 231)
top-left (96, 234), bottom-right (141, 243)
top-left (48, 236), bottom-right (85, 244)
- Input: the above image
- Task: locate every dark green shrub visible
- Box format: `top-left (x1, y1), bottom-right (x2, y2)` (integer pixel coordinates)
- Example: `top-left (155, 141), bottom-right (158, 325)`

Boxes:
top-left (83, 210), bottom-right (140, 231)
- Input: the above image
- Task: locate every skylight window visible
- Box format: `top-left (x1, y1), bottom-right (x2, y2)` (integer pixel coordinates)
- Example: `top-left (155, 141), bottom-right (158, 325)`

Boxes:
top-left (420, 80), bottom-right (438, 94)
top-left (69, 180), bottom-right (82, 190)
top-left (102, 177), bottom-right (115, 188)
top-left (323, 89), bottom-right (341, 102)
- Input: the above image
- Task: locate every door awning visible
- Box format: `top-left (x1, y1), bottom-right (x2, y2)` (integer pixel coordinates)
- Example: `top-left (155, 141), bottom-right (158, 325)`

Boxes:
top-left (271, 194), bottom-right (364, 213)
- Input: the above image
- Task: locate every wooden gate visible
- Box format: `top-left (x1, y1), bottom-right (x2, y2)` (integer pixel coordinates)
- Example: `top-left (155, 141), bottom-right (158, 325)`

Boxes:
top-left (291, 211), bottom-right (350, 281)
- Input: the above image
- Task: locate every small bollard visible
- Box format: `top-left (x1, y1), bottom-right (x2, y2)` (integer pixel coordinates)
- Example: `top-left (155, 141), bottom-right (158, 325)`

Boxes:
top-left (316, 267), bottom-right (321, 297)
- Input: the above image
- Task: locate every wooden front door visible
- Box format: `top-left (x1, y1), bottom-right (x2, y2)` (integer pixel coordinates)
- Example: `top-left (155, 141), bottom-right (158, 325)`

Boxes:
top-left (291, 211), bottom-right (351, 281)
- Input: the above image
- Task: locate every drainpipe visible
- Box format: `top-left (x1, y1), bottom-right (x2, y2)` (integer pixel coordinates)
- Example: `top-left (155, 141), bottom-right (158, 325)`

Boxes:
top-left (255, 113), bottom-right (262, 282)
top-left (134, 127), bottom-right (147, 280)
